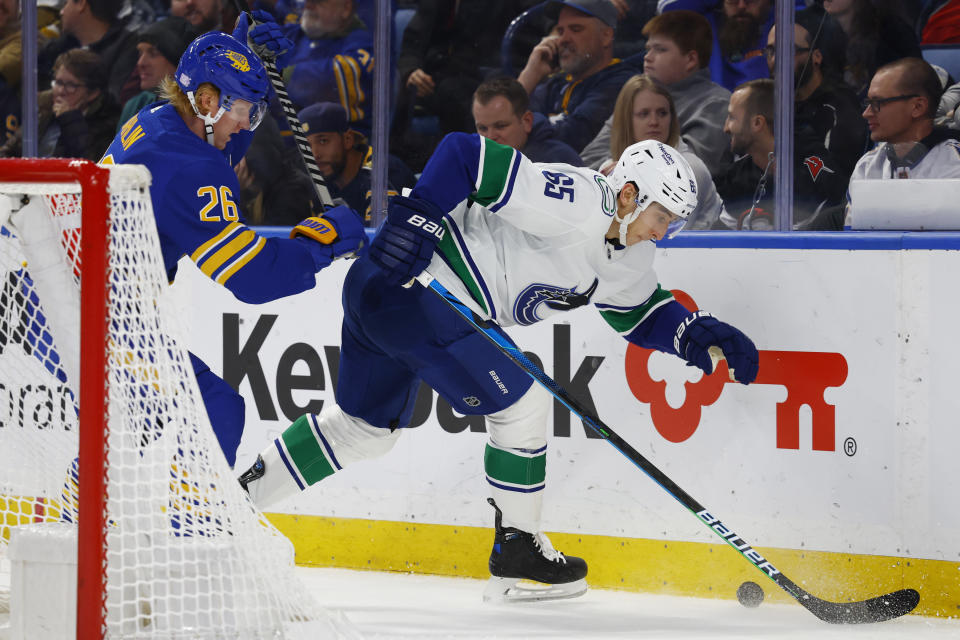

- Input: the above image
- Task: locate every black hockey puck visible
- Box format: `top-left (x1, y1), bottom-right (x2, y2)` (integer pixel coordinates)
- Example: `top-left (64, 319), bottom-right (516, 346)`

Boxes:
top-left (737, 581), bottom-right (764, 608)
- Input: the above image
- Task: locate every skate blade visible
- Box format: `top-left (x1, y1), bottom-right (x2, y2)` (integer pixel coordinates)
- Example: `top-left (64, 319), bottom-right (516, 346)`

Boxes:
top-left (483, 577), bottom-right (588, 604)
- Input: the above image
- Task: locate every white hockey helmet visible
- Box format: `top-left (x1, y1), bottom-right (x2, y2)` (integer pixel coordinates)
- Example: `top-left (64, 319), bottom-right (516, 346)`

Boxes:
top-left (608, 140), bottom-right (698, 242)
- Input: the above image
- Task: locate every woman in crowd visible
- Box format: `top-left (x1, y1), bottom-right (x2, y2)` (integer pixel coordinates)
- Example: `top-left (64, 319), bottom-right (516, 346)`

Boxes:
top-left (1, 48), bottom-right (119, 159)
top-left (599, 74), bottom-right (726, 230)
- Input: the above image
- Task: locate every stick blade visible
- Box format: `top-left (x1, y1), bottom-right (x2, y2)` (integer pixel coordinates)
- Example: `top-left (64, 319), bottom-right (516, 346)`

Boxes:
top-left (804, 588), bottom-right (919, 624)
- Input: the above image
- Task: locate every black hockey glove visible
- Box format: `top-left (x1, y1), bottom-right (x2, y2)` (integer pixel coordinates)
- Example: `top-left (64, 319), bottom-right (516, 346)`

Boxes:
top-left (674, 311), bottom-right (759, 384)
top-left (369, 195), bottom-right (446, 286)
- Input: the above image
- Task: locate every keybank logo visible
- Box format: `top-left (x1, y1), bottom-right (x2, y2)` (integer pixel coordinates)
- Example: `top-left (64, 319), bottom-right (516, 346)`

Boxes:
top-left (624, 290), bottom-right (848, 451)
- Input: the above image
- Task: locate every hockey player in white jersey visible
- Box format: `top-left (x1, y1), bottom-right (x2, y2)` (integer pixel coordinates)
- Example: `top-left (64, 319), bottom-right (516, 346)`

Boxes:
top-left (238, 134), bottom-right (760, 601)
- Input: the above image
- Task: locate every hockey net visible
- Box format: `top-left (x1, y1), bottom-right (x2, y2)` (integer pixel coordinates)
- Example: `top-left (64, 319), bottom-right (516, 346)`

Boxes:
top-left (0, 160), bottom-right (355, 638)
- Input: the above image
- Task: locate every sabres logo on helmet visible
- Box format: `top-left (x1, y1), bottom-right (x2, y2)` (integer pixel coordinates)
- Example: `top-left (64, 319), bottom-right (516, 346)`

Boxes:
top-left (225, 50), bottom-right (250, 72)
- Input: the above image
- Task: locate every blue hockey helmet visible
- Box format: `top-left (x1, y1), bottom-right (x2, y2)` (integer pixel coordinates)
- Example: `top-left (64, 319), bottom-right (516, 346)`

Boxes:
top-left (175, 31), bottom-right (269, 134)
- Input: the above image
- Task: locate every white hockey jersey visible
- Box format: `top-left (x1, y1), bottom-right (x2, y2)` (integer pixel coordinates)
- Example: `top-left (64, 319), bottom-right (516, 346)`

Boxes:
top-left (415, 134), bottom-right (675, 337)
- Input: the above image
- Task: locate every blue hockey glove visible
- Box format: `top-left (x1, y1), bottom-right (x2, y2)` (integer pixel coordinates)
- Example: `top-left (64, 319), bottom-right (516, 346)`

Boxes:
top-left (369, 195), bottom-right (446, 286)
top-left (232, 11), bottom-right (294, 69)
top-left (674, 311), bottom-right (759, 384)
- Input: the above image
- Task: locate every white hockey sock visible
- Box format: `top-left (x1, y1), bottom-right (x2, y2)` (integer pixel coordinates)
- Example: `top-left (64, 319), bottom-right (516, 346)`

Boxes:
top-left (484, 384), bottom-right (551, 533)
top-left (246, 404), bottom-right (401, 510)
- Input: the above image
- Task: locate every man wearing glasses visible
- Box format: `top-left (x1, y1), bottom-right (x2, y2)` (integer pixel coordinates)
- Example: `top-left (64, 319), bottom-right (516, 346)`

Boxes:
top-left (848, 57), bottom-right (960, 182)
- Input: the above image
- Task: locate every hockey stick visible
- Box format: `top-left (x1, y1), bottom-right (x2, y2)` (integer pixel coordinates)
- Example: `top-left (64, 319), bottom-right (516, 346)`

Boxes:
top-left (414, 270), bottom-right (919, 624)
top-left (230, 0), bottom-right (334, 211)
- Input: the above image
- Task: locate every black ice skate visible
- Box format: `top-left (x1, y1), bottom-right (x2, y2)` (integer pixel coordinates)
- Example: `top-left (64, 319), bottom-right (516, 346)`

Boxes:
top-left (484, 498), bottom-right (588, 603)
top-left (238, 455), bottom-right (265, 493)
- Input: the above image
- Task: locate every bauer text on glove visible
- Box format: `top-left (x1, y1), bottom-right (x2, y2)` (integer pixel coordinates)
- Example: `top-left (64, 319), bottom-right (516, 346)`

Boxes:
top-left (368, 195), bottom-right (446, 286)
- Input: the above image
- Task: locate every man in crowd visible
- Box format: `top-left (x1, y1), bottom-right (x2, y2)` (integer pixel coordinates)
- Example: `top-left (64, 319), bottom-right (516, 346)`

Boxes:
top-left (169, 0), bottom-right (225, 33)
top-left (716, 78), bottom-right (846, 230)
top-left (657, 0), bottom-right (776, 91)
top-left (276, 0), bottom-right (374, 135)
top-left (766, 8), bottom-right (867, 179)
top-left (118, 17), bottom-right (197, 128)
top-left (300, 101), bottom-right (415, 222)
top-left (518, 0), bottom-right (635, 153)
top-left (845, 58), bottom-right (960, 224)
top-left (472, 75), bottom-right (583, 165)
top-left (39, 0), bottom-right (139, 104)
top-left (580, 10), bottom-right (731, 176)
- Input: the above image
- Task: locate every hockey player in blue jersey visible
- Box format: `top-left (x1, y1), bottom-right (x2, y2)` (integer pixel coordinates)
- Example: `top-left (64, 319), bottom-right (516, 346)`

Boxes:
top-left (238, 133), bottom-right (759, 601)
top-left (101, 28), bottom-right (364, 467)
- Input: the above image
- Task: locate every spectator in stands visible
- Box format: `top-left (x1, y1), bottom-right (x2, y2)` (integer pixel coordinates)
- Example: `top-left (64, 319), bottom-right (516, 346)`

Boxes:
top-left (937, 80), bottom-right (960, 129)
top-left (39, 0), bottom-right (139, 105)
top-left (657, 0), bottom-right (777, 91)
top-left (0, 0), bottom-right (21, 147)
top-left (595, 75), bottom-right (727, 229)
top-left (610, 0), bottom-right (659, 60)
top-left (716, 78), bottom-right (846, 230)
top-left (518, 0), bottom-right (635, 153)
top-left (275, 0), bottom-right (374, 135)
top-left (300, 101), bottom-right (415, 223)
top-left (822, 0), bottom-right (920, 97)
top-left (235, 115), bottom-right (315, 225)
top-left (472, 75), bottom-right (582, 165)
top-left (393, 0), bottom-right (538, 171)
top-left (118, 17), bottom-right (197, 129)
top-left (766, 8), bottom-right (868, 178)
top-left (169, 0), bottom-right (225, 33)
top-left (849, 58), bottom-right (960, 184)
top-left (580, 10), bottom-right (731, 176)
top-left (0, 49), bottom-right (119, 159)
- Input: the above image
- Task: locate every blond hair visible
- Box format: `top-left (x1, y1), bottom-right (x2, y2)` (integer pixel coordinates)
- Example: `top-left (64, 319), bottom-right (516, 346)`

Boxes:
top-left (158, 76), bottom-right (221, 120)
top-left (609, 75), bottom-right (681, 161)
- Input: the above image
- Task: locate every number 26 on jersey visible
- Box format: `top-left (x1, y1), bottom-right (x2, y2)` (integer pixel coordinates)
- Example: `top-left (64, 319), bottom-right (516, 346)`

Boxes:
top-left (197, 186), bottom-right (239, 222)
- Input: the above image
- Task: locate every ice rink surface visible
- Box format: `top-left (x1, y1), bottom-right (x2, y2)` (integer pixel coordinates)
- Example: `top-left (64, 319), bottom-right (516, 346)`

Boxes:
top-left (299, 567), bottom-right (960, 639)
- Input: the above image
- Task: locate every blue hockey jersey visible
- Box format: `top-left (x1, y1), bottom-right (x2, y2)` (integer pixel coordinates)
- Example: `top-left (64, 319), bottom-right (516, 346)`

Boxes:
top-left (101, 103), bottom-right (322, 304)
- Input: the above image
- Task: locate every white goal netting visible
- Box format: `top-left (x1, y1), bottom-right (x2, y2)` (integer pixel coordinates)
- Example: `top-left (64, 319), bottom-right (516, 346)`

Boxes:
top-left (0, 161), bottom-right (355, 638)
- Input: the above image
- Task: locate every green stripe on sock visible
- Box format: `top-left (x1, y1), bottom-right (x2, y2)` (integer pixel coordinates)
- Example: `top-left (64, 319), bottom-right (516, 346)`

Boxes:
top-left (281, 415), bottom-right (337, 486)
top-left (484, 444), bottom-right (546, 486)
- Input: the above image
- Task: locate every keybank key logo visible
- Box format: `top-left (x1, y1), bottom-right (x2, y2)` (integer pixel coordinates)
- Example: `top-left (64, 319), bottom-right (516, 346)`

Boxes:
top-left (624, 290), bottom-right (848, 451)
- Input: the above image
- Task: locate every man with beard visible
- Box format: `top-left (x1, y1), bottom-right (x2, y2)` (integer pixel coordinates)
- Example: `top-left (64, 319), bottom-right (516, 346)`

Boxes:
top-left (169, 0), bottom-right (225, 33)
top-left (300, 101), bottom-right (416, 222)
top-left (766, 8), bottom-right (867, 178)
top-left (715, 78), bottom-right (846, 229)
top-left (273, 0), bottom-right (374, 135)
top-left (518, 0), bottom-right (636, 153)
top-left (658, 0), bottom-right (800, 91)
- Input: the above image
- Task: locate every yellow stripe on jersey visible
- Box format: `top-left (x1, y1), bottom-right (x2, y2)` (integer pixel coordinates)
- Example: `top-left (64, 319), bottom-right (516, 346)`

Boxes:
top-left (197, 228), bottom-right (257, 278)
top-left (215, 235), bottom-right (266, 285)
top-left (190, 221), bottom-right (241, 264)
top-left (334, 55), bottom-right (364, 122)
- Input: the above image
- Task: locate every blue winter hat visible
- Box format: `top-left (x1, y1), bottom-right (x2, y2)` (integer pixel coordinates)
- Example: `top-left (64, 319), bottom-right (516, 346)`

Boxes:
top-left (545, 0), bottom-right (618, 28)
top-left (299, 102), bottom-right (348, 134)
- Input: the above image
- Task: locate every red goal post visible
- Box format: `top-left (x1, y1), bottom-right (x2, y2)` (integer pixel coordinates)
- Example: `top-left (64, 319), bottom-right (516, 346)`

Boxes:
top-left (0, 159), bottom-right (353, 639)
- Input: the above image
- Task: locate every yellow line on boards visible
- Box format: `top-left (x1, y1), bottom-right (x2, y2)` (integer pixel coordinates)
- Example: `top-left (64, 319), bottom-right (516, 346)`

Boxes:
top-left (266, 513), bottom-right (958, 619)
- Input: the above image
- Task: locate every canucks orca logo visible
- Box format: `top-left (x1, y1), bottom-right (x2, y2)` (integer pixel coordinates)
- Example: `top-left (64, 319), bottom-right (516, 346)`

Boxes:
top-left (512, 279), bottom-right (599, 326)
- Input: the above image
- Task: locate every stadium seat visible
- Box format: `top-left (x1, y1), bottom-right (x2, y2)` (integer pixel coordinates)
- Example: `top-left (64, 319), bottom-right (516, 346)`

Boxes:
top-left (922, 44), bottom-right (960, 83)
